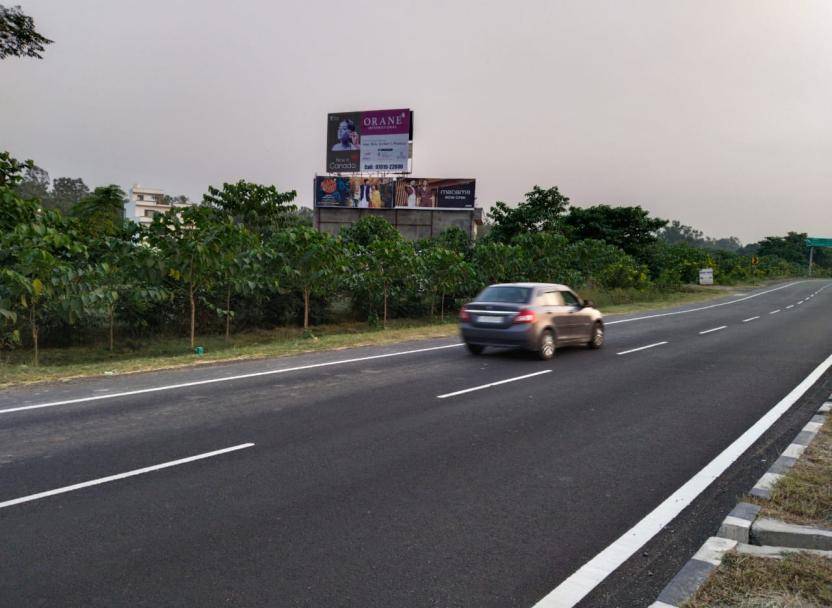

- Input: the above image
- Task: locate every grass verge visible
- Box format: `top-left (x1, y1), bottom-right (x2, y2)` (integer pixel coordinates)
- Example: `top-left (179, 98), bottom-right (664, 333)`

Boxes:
top-left (0, 280), bottom-right (777, 388)
top-left (749, 416), bottom-right (832, 528)
top-left (0, 319), bottom-right (458, 388)
top-left (682, 552), bottom-right (832, 608)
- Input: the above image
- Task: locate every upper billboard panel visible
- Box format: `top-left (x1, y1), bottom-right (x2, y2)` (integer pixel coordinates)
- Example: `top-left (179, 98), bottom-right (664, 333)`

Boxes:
top-left (326, 109), bottom-right (411, 173)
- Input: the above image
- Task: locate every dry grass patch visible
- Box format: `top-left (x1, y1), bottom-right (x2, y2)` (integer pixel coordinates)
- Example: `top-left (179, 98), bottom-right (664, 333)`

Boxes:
top-left (682, 552), bottom-right (832, 608)
top-left (749, 417), bottom-right (832, 527)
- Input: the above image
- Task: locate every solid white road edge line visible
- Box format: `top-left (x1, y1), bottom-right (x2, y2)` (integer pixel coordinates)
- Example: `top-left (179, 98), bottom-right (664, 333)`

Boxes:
top-left (699, 326), bottom-right (727, 335)
top-left (532, 351), bottom-right (832, 608)
top-left (742, 316), bottom-right (760, 323)
top-left (436, 370), bottom-right (551, 399)
top-left (0, 443), bottom-right (255, 510)
top-left (616, 342), bottom-right (668, 356)
top-left (604, 281), bottom-right (803, 326)
top-left (0, 344), bottom-right (465, 415)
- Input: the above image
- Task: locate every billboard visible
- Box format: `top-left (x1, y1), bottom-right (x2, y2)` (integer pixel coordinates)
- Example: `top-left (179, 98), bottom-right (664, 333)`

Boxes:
top-left (326, 109), bottom-right (411, 173)
top-left (393, 178), bottom-right (476, 209)
top-left (314, 176), bottom-right (396, 208)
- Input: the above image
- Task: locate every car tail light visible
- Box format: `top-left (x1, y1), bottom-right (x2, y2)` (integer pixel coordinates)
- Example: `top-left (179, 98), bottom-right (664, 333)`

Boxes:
top-left (459, 307), bottom-right (471, 322)
top-left (513, 308), bottom-right (536, 324)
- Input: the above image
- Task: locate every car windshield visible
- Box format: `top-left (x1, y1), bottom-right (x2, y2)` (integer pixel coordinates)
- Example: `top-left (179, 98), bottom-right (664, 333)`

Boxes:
top-left (476, 286), bottom-right (532, 304)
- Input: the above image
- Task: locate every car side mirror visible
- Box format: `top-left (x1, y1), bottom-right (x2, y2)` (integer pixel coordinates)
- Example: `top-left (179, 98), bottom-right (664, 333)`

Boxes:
top-left (583, 299), bottom-right (595, 308)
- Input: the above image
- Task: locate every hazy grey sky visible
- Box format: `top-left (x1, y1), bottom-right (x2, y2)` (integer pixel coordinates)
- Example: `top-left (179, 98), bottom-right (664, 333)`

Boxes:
top-left (3, 1), bottom-right (830, 243)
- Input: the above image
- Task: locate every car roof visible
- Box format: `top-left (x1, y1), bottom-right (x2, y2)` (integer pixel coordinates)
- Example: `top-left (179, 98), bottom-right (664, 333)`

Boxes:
top-left (488, 282), bottom-right (573, 291)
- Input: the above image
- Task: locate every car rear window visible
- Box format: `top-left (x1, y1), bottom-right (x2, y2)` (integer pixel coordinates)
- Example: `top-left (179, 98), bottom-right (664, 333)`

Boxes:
top-left (477, 286), bottom-right (532, 303)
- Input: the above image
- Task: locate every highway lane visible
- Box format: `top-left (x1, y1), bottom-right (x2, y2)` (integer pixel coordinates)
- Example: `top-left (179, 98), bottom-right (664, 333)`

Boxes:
top-left (1, 279), bottom-right (831, 607)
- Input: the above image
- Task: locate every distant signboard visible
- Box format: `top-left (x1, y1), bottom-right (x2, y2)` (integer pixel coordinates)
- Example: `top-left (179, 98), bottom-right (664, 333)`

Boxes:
top-left (314, 176), bottom-right (396, 208)
top-left (699, 268), bottom-right (714, 285)
top-left (326, 109), bottom-right (411, 173)
top-left (393, 178), bottom-right (476, 209)
top-left (806, 237), bottom-right (832, 248)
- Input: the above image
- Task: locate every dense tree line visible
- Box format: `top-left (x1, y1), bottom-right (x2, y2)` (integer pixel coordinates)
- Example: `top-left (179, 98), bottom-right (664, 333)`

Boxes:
top-left (1, 152), bottom-right (826, 364)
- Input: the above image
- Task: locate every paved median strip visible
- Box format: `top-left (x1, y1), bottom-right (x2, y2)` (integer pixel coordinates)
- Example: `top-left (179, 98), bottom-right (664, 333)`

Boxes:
top-left (436, 370), bottom-right (551, 399)
top-left (0, 443), bottom-right (255, 510)
top-left (699, 326), bottom-right (727, 335)
top-left (616, 342), bottom-right (668, 356)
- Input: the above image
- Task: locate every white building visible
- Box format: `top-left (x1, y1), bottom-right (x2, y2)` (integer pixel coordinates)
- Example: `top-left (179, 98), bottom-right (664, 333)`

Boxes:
top-left (124, 185), bottom-right (194, 225)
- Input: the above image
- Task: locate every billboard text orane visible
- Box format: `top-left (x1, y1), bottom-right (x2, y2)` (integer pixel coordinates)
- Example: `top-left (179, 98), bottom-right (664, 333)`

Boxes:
top-left (326, 109), bottom-right (411, 173)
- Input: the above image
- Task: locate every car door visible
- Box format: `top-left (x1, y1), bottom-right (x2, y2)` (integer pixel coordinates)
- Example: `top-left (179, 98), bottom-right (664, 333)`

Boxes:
top-left (560, 289), bottom-right (592, 340)
top-left (542, 290), bottom-right (577, 340)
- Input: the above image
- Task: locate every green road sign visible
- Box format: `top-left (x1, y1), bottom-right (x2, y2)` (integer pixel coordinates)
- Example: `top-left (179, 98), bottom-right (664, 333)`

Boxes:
top-left (806, 237), bottom-right (832, 248)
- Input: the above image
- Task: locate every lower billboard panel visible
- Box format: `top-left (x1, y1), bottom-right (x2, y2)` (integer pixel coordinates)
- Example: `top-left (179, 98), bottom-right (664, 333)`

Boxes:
top-left (315, 177), bottom-right (475, 209)
top-left (315, 176), bottom-right (396, 208)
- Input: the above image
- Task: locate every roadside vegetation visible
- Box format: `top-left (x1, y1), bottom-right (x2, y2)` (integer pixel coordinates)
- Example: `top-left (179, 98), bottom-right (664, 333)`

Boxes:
top-left (2, 150), bottom-right (830, 384)
top-left (682, 551), bottom-right (832, 608)
top-left (750, 416), bottom-right (832, 528)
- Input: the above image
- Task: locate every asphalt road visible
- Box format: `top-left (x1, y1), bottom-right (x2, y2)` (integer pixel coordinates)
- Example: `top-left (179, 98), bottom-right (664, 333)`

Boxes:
top-left (1, 280), bottom-right (831, 608)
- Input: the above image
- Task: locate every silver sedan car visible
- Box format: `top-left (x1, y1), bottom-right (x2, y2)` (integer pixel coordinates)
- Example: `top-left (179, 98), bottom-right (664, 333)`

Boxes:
top-left (459, 283), bottom-right (604, 359)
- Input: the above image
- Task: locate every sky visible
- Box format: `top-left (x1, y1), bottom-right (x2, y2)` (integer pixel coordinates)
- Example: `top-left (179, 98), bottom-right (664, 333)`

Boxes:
top-left (2, 0), bottom-right (831, 244)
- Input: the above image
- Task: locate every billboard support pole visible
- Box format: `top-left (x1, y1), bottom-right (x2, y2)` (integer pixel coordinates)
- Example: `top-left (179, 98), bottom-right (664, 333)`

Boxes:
top-left (809, 246), bottom-right (814, 276)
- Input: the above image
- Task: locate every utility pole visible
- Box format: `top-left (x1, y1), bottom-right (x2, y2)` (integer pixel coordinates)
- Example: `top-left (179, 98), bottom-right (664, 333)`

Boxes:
top-left (808, 246), bottom-right (814, 277)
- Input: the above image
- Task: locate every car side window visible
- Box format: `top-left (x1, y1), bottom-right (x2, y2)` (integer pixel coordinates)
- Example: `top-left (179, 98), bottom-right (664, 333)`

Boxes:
top-left (561, 290), bottom-right (580, 307)
top-left (543, 291), bottom-right (565, 306)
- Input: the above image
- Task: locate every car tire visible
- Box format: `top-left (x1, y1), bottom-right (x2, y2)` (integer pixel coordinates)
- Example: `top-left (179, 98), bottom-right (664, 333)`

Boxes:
top-left (538, 329), bottom-right (556, 360)
top-left (466, 343), bottom-right (485, 355)
top-left (588, 322), bottom-right (604, 349)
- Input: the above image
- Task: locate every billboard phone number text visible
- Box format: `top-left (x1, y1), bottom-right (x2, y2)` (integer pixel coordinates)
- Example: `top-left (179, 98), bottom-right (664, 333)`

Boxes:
top-left (363, 164), bottom-right (406, 171)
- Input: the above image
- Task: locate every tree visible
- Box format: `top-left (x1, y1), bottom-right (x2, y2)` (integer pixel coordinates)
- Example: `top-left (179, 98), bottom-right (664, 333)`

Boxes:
top-left (210, 220), bottom-right (262, 339)
top-left (422, 247), bottom-right (473, 319)
top-left (271, 226), bottom-right (347, 329)
top-left (756, 232), bottom-right (810, 266)
top-left (12, 162), bottom-right (49, 203)
top-left (471, 241), bottom-right (526, 286)
top-left (563, 205), bottom-right (667, 259)
top-left (0, 217), bottom-right (85, 365)
top-left (203, 180), bottom-right (297, 234)
top-left (487, 185), bottom-right (570, 242)
top-left (0, 5), bottom-right (52, 59)
top-left (71, 185), bottom-right (126, 237)
top-left (340, 215), bottom-right (401, 247)
top-left (47, 177), bottom-right (89, 214)
top-left (146, 206), bottom-right (224, 348)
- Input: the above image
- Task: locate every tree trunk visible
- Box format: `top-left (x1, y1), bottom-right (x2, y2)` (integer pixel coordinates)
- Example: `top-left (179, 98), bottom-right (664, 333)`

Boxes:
top-left (430, 293), bottom-right (435, 318)
top-left (189, 283), bottom-right (196, 349)
top-left (440, 291), bottom-right (445, 321)
top-left (225, 285), bottom-right (231, 341)
top-left (303, 288), bottom-right (310, 330)
top-left (30, 303), bottom-right (38, 367)
top-left (383, 285), bottom-right (388, 327)
top-left (108, 305), bottom-right (115, 351)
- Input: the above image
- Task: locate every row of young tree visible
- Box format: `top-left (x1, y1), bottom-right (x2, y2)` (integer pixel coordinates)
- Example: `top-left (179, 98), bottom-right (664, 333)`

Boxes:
top-left (1, 152), bottom-right (827, 364)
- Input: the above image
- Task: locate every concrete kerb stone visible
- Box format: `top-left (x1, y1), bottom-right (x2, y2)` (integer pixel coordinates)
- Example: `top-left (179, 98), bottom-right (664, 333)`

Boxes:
top-left (735, 542), bottom-right (832, 559)
top-left (750, 517), bottom-right (832, 551)
top-left (748, 409), bottom-right (827, 499)
top-left (649, 537), bottom-right (737, 607)
top-left (819, 401), bottom-right (831, 414)
top-left (717, 502), bottom-right (761, 543)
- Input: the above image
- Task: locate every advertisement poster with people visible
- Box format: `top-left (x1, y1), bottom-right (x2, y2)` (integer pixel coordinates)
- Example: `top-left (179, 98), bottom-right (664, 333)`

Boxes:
top-left (326, 109), bottom-right (411, 173)
top-left (315, 176), bottom-right (396, 208)
top-left (393, 178), bottom-right (476, 209)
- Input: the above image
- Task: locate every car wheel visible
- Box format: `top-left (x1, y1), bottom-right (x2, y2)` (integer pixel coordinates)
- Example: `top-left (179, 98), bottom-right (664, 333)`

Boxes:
top-left (588, 322), bottom-right (604, 349)
top-left (466, 343), bottom-right (485, 355)
top-left (538, 329), bottom-right (556, 360)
